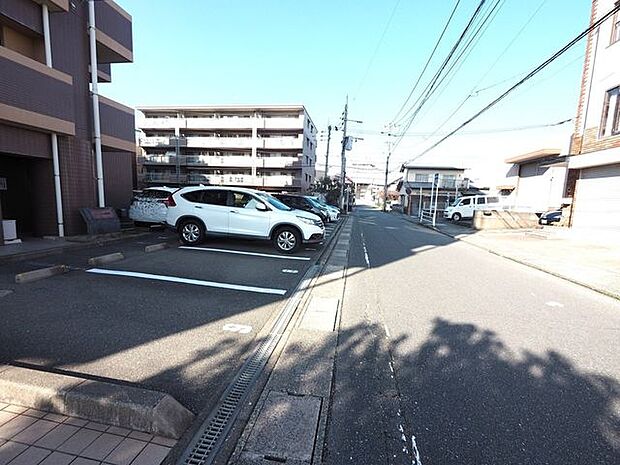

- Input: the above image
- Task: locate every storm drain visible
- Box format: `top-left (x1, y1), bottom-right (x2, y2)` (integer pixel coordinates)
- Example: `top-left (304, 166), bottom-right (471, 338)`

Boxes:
top-left (179, 265), bottom-right (319, 465)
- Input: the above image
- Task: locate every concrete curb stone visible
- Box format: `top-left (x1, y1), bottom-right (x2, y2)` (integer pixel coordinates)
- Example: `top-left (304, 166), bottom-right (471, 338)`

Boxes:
top-left (0, 366), bottom-right (194, 439)
top-left (15, 265), bottom-right (69, 284)
top-left (87, 252), bottom-right (124, 266)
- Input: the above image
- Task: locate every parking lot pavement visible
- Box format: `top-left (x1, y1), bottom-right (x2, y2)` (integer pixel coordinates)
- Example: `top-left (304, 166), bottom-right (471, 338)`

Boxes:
top-left (0, 221), bottom-right (339, 415)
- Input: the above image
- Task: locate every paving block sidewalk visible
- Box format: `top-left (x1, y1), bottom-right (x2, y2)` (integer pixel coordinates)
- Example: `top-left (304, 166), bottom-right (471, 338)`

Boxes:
top-left (0, 402), bottom-right (175, 465)
top-left (401, 214), bottom-right (620, 300)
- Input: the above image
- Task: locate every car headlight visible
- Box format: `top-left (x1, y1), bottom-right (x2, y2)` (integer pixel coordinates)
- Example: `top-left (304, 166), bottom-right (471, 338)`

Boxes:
top-left (297, 216), bottom-right (315, 225)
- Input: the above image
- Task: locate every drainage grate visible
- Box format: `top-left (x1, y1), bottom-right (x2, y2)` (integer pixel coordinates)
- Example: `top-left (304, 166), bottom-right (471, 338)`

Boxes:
top-left (179, 265), bottom-right (318, 465)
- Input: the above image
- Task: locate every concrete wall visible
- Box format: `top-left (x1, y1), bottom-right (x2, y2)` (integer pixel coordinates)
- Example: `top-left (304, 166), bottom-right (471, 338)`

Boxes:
top-left (473, 210), bottom-right (541, 230)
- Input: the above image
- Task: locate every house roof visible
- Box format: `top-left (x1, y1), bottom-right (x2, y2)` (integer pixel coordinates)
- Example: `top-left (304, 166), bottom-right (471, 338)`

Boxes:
top-left (401, 164), bottom-right (465, 171)
top-left (504, 148), bottom-right (561, 164)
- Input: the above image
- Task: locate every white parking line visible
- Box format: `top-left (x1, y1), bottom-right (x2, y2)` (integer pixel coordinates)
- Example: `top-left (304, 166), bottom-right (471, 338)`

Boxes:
top-left (282, 269), bottom-right (299, 274)
top-left (86, 268), bottom-right (287, 295)
top-left (179, 246), bottom-right (311, 261)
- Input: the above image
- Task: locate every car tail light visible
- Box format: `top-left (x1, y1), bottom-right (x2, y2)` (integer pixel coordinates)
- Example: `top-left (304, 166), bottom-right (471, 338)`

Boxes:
top-left (163, 195), bottom-right (176, 207)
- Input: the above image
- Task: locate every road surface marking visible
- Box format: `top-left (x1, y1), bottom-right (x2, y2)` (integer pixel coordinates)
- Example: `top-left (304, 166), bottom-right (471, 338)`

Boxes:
top-left (384, 323), bottom-right (391, 338)
top-left (179, 246), bottom-right (311, 261)
top-left (282, 269), bottom-right (299, 274)
top-left (360, 231), bottom-right (371, 267)
top-left (545, 301), bottom-right (564, 308)
top-left (223, 323), bottom-right (252, 334)
top-left (412, 435), bottom-right (423, 465)
top-left (86, 268), bottom-right (287, 295)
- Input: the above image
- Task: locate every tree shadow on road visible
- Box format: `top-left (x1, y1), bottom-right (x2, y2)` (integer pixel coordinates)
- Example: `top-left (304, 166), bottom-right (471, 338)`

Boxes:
top-left (324, 317), bottom-right (619, 465)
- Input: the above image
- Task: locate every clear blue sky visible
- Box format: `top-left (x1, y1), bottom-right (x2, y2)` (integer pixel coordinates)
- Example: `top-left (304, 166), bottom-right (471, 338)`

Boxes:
top-left (106, 0), bottom-right (594, 179)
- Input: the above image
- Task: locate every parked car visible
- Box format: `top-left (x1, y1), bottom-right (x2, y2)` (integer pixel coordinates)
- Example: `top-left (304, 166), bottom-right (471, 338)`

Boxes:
top-left (308, 196), bottom-right (340, 222)
top-left (164, 186), bottom-right (324, 253)
top-left (539, 210), bottom-right (562, 225)
top-left (389, 202), bottom-right (403, 213)
top-left (129, 186), bottom-right (177, 225)
top-left (273, 193), bottom-right (330, 224)
top-left (443, 195), bottom-right (501, 221)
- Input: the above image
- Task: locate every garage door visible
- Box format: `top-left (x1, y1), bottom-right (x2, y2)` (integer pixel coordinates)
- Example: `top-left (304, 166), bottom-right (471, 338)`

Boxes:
top-left (572, 163), bottom-right (620, 230)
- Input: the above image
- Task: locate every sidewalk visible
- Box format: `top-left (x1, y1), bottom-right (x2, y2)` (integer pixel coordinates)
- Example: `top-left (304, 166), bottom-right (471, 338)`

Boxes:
top-left (404, 215), bottom-right (620, 300)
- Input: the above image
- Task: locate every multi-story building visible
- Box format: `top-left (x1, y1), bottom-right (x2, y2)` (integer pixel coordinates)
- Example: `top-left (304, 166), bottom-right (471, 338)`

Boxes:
top-left (568, 0), bottom-right (620, 230)
top-left (0, 0), bottom-right (135, 243)
top-left (137, 105), bottom-right (317, 193)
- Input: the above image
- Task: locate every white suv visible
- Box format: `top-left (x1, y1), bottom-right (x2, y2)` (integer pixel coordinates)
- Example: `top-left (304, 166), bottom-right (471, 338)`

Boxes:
top-left (164, 186), bottom-right (325, 253)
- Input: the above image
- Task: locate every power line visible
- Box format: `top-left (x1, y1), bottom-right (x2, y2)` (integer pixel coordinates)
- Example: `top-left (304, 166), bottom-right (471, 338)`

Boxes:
top-left (393, 0), bottom-right (505, 150)
top-left (420, 0), bottom-right (548, 142)
top-left (391, 0), bottom-right (462, 123)
top-left (354, 0), bottom-right (402, 100)
top-left (392, 0), bottom-right (487, 127)
top-left (407, 3), bottom-right (620, 163)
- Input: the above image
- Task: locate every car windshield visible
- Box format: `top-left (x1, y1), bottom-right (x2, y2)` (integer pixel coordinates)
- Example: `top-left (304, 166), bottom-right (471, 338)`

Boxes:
top-left (450, 199), bottom-right (461, 206)
top-left (258, 192), bottom-right (292, 211)
top-left (306, 197), bottom-right (324, 209)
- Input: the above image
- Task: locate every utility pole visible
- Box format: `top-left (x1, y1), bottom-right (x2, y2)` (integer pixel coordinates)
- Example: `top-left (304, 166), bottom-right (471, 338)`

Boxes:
top-left (382, 123), bottom-right (395, 212)
top-left (339, 97), bottom-right (348, 211)
top-left (324, 124), bottom-right (332, 180)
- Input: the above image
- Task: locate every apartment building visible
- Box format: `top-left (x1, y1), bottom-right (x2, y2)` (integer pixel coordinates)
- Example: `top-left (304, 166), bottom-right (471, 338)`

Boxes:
top-left (137, 105), bottom-right (317, 193)
top-left (0, 0), bottom-right (134, 243)
top-left (568, 0), bottom-right (620, 229)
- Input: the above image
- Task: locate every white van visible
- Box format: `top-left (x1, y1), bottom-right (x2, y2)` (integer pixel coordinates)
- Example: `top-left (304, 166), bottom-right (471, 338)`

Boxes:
top-left (444, 195), bottom-right (501, 221)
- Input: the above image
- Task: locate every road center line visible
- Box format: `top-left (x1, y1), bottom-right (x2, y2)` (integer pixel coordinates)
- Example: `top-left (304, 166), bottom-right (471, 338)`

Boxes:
top-left (86, 268), bottom-right (287, 295)
top-left (179, 246), bottom-right (311, 261)
top-left (360, 231), bottom-right (371, 268)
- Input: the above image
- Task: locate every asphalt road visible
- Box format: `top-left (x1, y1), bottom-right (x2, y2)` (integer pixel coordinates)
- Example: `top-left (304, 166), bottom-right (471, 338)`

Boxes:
top-left (325, 206), bottom-right (620, 465)
top-left (0, 222), bottom-right (338, 416)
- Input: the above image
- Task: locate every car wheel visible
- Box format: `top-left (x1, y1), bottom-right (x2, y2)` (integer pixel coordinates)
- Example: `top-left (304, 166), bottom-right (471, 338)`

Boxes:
top-left (179, 219), bottom-right (205, 245)
top-left (452, 212), bottom-right (462, 222)
top-left (273, 227), bottom-right (301, 254)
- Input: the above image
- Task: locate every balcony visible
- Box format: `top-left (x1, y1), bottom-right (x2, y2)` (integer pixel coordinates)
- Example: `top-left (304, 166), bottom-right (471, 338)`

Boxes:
top-left (99, 96), bottom-right (135, 152)
top-left (259, 136), bottom-right (303, 150)
top-left (259, 157), bottom-right (301, 169)
top-left (186, 136), bottom-right (253, 149)
top-left (260, 175), bottom-right (301, 188)
top-left (140, 136), bottom-right (173, 147)
top-left (95, 0), bottom-right (133, 63)
top-left (0, 46), bottom-right (74, 135)
top-left (137, 154), bottom-right (177, 165)
top-left (187, 174), bottom-right (256, 186)
top-left (185, 117), bottom-right (254, 130)
top-left (139, 117), bottom-right (182, 130)
top-left (258, 116), bottom-right (304, 130)
top-left (186, 155), bottom-right (254, 168)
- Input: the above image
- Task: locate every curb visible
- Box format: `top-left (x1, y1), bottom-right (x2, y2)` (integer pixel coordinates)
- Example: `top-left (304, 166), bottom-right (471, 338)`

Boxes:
top-left (0, 365), bottom-right (194, 439)
top-left (0, 232), bottom-right (152, 265)
top-left (145, 242), bottom-right (169, 253)
top-left (15, 265), bottom-right (69, 284)
top-left (402, 215), bottom-right (620, 301)
top-left (87, 252), bottom-right (125, 266)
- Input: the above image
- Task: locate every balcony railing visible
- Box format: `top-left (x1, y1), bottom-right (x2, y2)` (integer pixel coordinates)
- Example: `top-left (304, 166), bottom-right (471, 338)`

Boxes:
top-left (260, 136), bottom-right (303, 150)
top-left (186, 136), bottom-right (254, 149)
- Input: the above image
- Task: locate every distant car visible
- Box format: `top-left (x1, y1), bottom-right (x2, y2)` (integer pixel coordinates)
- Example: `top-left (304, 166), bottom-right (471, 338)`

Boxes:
top-left (273, 194), bottom-right (330, 224)
top-left (389, 202), bottom-right (402, 213)
top-left (539, 210), bottom-right (562, 225)
top-left (129, 186), bottom-right (177, 224)
top-left (308, 196), bottom-right (340, 222)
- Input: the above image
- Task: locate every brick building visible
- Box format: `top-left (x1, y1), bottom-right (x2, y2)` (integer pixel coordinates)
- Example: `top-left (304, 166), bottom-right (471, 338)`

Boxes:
top-left (568, 0), bottom-right (620, 229)
top-left (0, 0), bottom-right (134, 244)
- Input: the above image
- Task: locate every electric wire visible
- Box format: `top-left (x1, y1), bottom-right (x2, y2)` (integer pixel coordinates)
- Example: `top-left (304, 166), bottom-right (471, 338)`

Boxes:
top-left (406, 3), bottom-right (620, 163)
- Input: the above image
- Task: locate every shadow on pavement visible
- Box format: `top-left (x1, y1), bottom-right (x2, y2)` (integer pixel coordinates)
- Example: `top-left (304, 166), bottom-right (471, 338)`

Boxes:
top-left (318, 318), bottom-right (620, 464)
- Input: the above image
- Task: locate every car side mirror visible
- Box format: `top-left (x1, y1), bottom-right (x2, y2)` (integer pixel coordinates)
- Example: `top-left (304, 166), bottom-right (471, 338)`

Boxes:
top-left (256, 203), bottom-right (268, 212)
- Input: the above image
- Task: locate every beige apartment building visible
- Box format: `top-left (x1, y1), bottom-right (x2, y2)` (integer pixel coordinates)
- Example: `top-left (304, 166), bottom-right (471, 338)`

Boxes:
top-left (568, 0), bottom-right (620, 229)
top-left (137, 105), bottom-right (317, 193)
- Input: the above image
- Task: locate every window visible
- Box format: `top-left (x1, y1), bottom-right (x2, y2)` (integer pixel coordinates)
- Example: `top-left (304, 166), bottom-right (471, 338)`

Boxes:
top-left (232, 192), bottom-right (260, 209)
top-left (611, 11), bottom-right (620, 45)
top-left (460, 198), bottom-right (471, 206)
top-left (201, 190), bottom-right (228, 206)
top-left (600, 86), bottom-right (620, 137)
top-left (414, 173), bottom-right (429, 183)
top-left (476, 197), bottom-right (486, 204)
